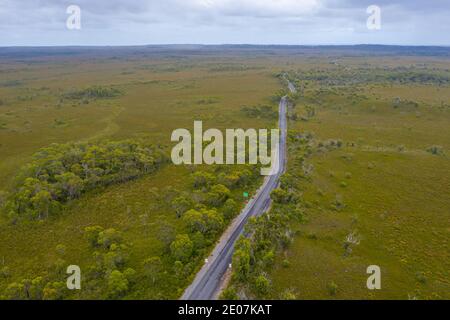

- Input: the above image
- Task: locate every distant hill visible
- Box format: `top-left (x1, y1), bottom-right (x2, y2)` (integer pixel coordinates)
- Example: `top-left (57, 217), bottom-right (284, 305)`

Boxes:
top-left (1, 44), bottom-right (450, 61)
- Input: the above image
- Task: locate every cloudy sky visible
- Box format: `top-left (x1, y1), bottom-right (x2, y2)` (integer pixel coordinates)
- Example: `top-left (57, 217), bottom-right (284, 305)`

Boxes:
top-left (1, 0), bottom-right (449, 46)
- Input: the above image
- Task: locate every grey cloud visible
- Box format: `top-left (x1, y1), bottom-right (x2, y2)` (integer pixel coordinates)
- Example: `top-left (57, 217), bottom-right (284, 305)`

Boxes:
top-left (0, 0), bottom-right (449, 46)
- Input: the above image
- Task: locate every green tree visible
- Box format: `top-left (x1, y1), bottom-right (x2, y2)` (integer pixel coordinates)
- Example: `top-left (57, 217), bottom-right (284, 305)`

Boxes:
top-left (123, 268), bottom-right (137, 285)
top-left (192, 171), bottom-right (215, 188)
top-left (220, 286), bottom-right (239, 300)
top-left (223, 199), bottom-right (238, 220)
top-left (156, 220), bottom-right (175, 252)
top-left (30, 190), bottom-right (53, 219)
top-left (172, 196), bottom-right (192, 218)
top-left (270, 188), bottom-right (291, 204)
top-left (29, 277), bottom-right (45, 300)
top-left (4, 282), bottom-right (26, 300)
top-left (55, 172), bottom-right (84, 199)
top-left (183, 209), bottom-right (224, 236)
top-left (254, 274), bottom-right (270, 296)
top-left (107, 270), bottom-right (129, 298)
top-left (143, 257), bottom-right (163, 284)
top-left (170, 234), bottom-right (193, 262)
top-left (97, 228), bottom-right (122, 249)
top-left (42, 282), bottom-right (66, 300)
top-left (232, 238), bottom-right (251, 281)
top-left (84, 226), bottom-right (104, 247)
top-left (206, 184), bottom-right (231, 207)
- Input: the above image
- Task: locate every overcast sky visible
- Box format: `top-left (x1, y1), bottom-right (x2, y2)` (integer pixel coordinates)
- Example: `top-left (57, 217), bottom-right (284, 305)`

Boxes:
top-left (1, 0), bottom-right (449, 46)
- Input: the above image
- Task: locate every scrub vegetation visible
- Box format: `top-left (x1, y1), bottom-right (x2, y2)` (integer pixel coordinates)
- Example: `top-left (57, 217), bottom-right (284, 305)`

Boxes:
top-left (226, 51), bottom-right (450, 300)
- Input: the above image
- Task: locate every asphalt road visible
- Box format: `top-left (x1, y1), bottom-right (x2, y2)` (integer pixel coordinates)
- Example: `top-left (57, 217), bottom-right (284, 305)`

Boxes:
top-left (181, 82), bottom-right (294, 300)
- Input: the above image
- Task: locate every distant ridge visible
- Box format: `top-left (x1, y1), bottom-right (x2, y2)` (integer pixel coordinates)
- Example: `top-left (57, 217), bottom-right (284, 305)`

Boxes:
top-left (1, 44), bottom-right (450, 60)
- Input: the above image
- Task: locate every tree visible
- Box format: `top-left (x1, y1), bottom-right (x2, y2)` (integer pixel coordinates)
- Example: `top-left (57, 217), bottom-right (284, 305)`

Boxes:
top-left (183, 209), bottom-right (224, 236)
top-left (107, 270), bottom-right (129, 298)
top-left (222, 174), bottom-right (240, 189)
top-left (30, 190), bottom-right (53, 219)
top-left (123, 268), bottom-right (137, 285)
top-left (270, 188), bottom-right (292, 204)
top-left (170, 234), bottom-right (193, 262)
top-left (223, 199), bottom-right (238, 220)
top-left (172, 196), bottom-right (192, 218)
top-left (174, 261), bottom-right (184, 279)
top-left (232, 238), bottom-right (251, 281)
top-left (143, 257), bottom-right (163, 284)
top-left (156, 220), bottom-right (175, 252)
top-left (55, 172), bottom-right (84, 200)
top-left (206, 184), bottom-right (231, 207)
top-left (29, 277), bottom-right (45, 300)
top-left (97, 228), bottom-right (122, 249)
top-left (183, 209), bottom-right (204, 233)
top-left (192, 171), bottom-right (215, 188)
top-left (220, 286), bottom-right (239, 300)
top-left (4, 282), bottom-right (26, 300)
top-left (84, 226), bottom-right (104, 247)
top-left (254, 274), bottom-right (270, 296)
top-left (42, 281), bottom-right (66, 300)
top-left (103, 250), bottom-right (126, 271)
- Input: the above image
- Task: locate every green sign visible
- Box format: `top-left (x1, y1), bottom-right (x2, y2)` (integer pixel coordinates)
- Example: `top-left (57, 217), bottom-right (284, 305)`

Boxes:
top-left (243, 192), bottom-right (249, 198)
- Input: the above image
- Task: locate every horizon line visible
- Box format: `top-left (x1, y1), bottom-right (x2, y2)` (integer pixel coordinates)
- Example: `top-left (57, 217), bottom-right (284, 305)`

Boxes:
top-left (1, 43), bottom-right (450, 49)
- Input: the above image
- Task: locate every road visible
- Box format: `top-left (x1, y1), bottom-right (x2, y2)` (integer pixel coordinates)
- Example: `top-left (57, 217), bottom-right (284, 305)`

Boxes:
top-left (181, 81), bottom-right (295, 300)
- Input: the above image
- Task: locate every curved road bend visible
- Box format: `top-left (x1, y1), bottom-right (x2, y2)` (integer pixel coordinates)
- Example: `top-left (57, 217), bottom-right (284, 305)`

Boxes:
top-left (181, 82), bottom-right (295, 300)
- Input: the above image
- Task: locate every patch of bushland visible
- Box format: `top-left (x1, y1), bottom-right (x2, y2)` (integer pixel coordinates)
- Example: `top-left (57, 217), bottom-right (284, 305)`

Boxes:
top-left (2, 139), bottom-right (167, 221)
top-left (62, 86), bottom-right (122, 100)
top-left (241, 105), bottom-right (278, 119)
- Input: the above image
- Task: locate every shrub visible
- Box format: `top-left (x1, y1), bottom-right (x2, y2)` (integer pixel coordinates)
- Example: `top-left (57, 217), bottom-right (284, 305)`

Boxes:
top-left (280, 289), bottom-right (297, 300)
top-left (415, 271), bottom-right (427, 284)
top-left (0, 266), bottom-right (10, 279)
top-left (328, 281), bottom-right (338, 296)
top-left (55, 244), bottom-right (66, 255)
top-left (427, 145), bottom-right (444, 156)
top-left (220, 287), bottom-right (239, 300)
